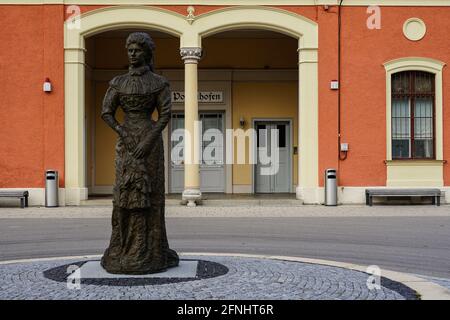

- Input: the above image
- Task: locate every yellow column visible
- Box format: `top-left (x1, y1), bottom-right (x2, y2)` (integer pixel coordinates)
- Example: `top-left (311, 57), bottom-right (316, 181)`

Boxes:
top-left (181, 47), bottom-right (202, 207)
top-left (64, 46), bottom-right (87, 205)
top-left (296, 47), bottom-right (319, 204)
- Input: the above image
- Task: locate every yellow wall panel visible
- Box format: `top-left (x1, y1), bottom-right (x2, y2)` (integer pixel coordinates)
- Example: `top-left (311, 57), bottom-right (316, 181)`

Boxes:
top-left (92, 80), bottom-right (298, 189)
top-left (201, 38), bottom-right (297, 69)
top-left (94, 37), bottom-right (182, 70)
top-left (232, 81), bottom-right (298, 186)
top-left (91, 34), bottom-right (298, 189)
top-left (93, 37), bottom-right (297, 70)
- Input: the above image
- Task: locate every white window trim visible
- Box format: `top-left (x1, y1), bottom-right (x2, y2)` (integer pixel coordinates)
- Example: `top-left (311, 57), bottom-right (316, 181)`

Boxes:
top-left (384, 57), bottom-right (446, 187)
top-left (384, 57), bottom-right (446, 161)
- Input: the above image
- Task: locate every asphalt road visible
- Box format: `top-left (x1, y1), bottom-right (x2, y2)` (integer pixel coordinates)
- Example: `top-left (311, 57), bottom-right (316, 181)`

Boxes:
top-left (1, 215), bottom-right (449, 279)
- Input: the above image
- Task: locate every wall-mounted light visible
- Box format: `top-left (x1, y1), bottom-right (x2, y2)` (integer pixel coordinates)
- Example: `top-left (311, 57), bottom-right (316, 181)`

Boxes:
top-left (43, 78), bottom-right (52, 92)
top-left (239, 116), bottom-right (246, 128)
top-left (339, 142), bottom-right (349, 160)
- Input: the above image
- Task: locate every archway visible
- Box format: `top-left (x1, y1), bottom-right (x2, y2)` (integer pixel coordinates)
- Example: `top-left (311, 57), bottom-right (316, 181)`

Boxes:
top-left (64, 6), bottom-right (187, 204)
top-left (64, 5), bottom-right (319, 205)
top-left (192, 6), bottom-right (319, 203)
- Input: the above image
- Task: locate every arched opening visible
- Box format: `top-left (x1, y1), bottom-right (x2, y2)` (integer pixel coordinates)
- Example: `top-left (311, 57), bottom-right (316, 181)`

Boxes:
top-left (64, 6), bottom-right (187, 204)
top-left (84, 28), bottom-right (181, 199)
top-left (64, 5), bottom-right (319, 205)
top-left (167, 29), bottom-right (299, 195)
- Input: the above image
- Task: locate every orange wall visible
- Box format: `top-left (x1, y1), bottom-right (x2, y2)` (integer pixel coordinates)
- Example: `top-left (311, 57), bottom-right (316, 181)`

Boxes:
top-left (337, 7), bottom-right (450, 187)
top-left (0, 5), bottom-right (65, 188)
top-left (75, 5), bottom-right (228, 17)
top-left (316, 6), bottom-right (340, 187)
top-left (0, 4), bottom-right (449, 189)
top-left (65, 5), bottom-right (108, 16)
top-left (155, 5), bottom-right (229, 15)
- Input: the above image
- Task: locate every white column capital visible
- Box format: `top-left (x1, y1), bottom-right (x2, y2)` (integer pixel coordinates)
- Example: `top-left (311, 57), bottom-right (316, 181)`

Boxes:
top-left (64, 47), bottom-right (86, 65)
top-left (180, 47), bottom-right (202, 64)
top-left (297, 47), bottom-right (318, 65)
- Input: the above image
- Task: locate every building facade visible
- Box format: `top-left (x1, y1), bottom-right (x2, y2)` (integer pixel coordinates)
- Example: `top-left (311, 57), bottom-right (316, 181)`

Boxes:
top-left (0, 1), bottom-right (449, 206)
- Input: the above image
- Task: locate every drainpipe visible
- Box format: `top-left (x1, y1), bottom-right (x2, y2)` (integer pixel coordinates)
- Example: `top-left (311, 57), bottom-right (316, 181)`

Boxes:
top-left (338, 0), bottom-right (347, 162)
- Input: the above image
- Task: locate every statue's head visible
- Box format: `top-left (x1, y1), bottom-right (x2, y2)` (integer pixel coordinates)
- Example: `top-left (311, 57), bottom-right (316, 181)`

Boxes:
top-left (125, 32), bottom-right (155, 70)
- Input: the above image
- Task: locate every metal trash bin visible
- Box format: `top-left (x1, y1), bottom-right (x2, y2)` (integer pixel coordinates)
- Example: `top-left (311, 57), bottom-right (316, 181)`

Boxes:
top-left (45, 170), bottom-right (59, 207)
top-left (324, 168), bottom-right (337, 206)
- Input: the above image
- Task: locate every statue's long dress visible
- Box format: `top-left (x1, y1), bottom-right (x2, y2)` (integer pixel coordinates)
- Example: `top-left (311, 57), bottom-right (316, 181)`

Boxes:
top-left (100, 65), bottom-right (179, 274)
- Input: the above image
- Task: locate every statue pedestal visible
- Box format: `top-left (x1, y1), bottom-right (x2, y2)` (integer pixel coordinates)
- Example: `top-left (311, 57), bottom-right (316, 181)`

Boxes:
top-left (69, 260), bottom-right (198, 279)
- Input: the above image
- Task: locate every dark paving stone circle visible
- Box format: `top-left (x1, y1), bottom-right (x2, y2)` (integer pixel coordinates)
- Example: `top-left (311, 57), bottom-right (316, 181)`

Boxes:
top-left (43, 259), bottom-right (228, 286)
top-left (0, 255), bottom-right (420, 300)
top-left (379, 276), bottom-right (419, 300)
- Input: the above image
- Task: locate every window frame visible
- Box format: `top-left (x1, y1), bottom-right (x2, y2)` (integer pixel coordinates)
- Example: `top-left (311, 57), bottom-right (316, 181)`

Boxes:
top-left (384, 57), bottom-right (445, 162)
top-left (391, 70), bottom-right (436, 160)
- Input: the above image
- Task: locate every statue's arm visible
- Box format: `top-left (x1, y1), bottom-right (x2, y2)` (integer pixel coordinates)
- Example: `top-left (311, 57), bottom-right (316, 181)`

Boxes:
top-left (153, 83), bottom-right (172, 135)
top-left (101, 86), bottom-right (122, 135)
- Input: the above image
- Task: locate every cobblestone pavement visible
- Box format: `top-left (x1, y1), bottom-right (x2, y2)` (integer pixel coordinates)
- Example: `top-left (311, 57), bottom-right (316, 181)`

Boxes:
top-left (0, 255), bottom-right (417, 300)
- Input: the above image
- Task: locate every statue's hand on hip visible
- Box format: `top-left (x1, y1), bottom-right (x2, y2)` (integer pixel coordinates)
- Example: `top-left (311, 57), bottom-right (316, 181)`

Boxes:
top-left (132, 133), bottom-right (156, 159)
top-left (118, 126), bottom-right (137, 152)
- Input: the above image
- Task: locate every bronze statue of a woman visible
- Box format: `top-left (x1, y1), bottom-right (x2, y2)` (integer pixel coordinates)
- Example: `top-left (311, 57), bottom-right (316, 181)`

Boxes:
top-left (100, 32), bottom-right (179, 274)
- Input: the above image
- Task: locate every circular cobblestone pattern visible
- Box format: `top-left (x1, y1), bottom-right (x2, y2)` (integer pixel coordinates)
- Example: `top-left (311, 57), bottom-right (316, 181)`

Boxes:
top-left (43, 259), bottom-right (229, 286)
top-left (0, 255), bottom-right (418, 300)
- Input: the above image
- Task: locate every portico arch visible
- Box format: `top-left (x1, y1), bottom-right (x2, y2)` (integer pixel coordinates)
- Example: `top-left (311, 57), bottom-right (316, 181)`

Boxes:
top-left (64, 6), bottom-right (188, 205)
top-left (190, 6), bottom-right (319, 203)
top-left (191, 6), bottom-right (317, 48)
top-left (64, 5), bottom-right (319, 205)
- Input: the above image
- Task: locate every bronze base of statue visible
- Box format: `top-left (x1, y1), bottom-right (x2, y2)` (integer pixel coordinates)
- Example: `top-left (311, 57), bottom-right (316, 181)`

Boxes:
top-left (101, 206), bottom-right (179, 275)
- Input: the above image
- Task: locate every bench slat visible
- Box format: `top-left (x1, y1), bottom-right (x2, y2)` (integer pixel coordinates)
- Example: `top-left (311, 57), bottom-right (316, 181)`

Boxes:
top-left (366, 189), bottom-right (440, 195)
top-left (0, 191), bottom-right (29, 196)
top-left (365, 188), bottom-right (442, 206)
top-left (368, 192), bottom-right (441, 196)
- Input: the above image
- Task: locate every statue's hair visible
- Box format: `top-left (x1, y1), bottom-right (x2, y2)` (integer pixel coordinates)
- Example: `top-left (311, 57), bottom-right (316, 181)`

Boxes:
top-left (125, 32), bottom-right (156, 71)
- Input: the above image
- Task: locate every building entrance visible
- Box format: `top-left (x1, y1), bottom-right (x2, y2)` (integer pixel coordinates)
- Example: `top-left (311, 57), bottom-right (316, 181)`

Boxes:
top-left (255, 121), bottom-right (291, 193)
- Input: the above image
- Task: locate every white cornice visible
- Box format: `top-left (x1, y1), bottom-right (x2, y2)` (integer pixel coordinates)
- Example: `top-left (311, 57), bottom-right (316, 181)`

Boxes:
top-left (1, 1), bottom-right (450, 7)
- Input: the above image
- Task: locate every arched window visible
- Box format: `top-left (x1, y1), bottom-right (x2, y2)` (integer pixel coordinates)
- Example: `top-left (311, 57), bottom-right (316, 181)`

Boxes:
top-left (391, 71), bottom-right (435, 159)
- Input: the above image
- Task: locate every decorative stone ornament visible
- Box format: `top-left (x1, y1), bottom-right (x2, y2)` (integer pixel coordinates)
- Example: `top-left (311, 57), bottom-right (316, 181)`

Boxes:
top-left (403, 18), bottom-right (427, 41)
top-left (186, 6), bottom-right (195, 25)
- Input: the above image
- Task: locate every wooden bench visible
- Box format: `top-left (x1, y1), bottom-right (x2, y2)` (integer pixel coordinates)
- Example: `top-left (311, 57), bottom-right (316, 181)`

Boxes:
top-left (365, 188), bottom-right (442, 206)
top-left (0, 191), bottom-right (29, 208)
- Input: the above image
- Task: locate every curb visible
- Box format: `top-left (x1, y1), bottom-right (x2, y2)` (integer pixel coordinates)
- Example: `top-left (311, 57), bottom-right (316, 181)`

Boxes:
top-left (182, 252), bottom-right (450, 300)
top-left (1, 252), bottom-right (449, 300)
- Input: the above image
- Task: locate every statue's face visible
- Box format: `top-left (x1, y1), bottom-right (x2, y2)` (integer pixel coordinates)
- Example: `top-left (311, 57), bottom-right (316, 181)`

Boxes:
top-left (127, 43), bottom-right (146, 67)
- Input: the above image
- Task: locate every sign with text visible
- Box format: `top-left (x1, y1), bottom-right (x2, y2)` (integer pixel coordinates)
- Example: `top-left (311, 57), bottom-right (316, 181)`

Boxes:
top-left (171, 91), bottom-right (224, 104)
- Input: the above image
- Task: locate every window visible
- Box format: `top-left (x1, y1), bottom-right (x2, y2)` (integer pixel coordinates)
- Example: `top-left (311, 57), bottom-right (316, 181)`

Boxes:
top-left (200, 113), bottom-right (224, 165)
top-left (391, 71), bottom-right (435, 159)
top-left (170, 112), bottom-right (224, 166)
top-left (170, 113), bottom-right (185, 165)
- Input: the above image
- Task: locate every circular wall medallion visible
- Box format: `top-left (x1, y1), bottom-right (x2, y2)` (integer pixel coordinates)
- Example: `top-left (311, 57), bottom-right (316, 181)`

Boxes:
top-left (403, 18), bottom-right (426, 41)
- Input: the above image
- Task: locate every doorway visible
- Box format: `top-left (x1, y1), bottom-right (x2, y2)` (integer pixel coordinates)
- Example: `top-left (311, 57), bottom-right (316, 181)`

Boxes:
top-left (254, 120), bottom-right (292, 193)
